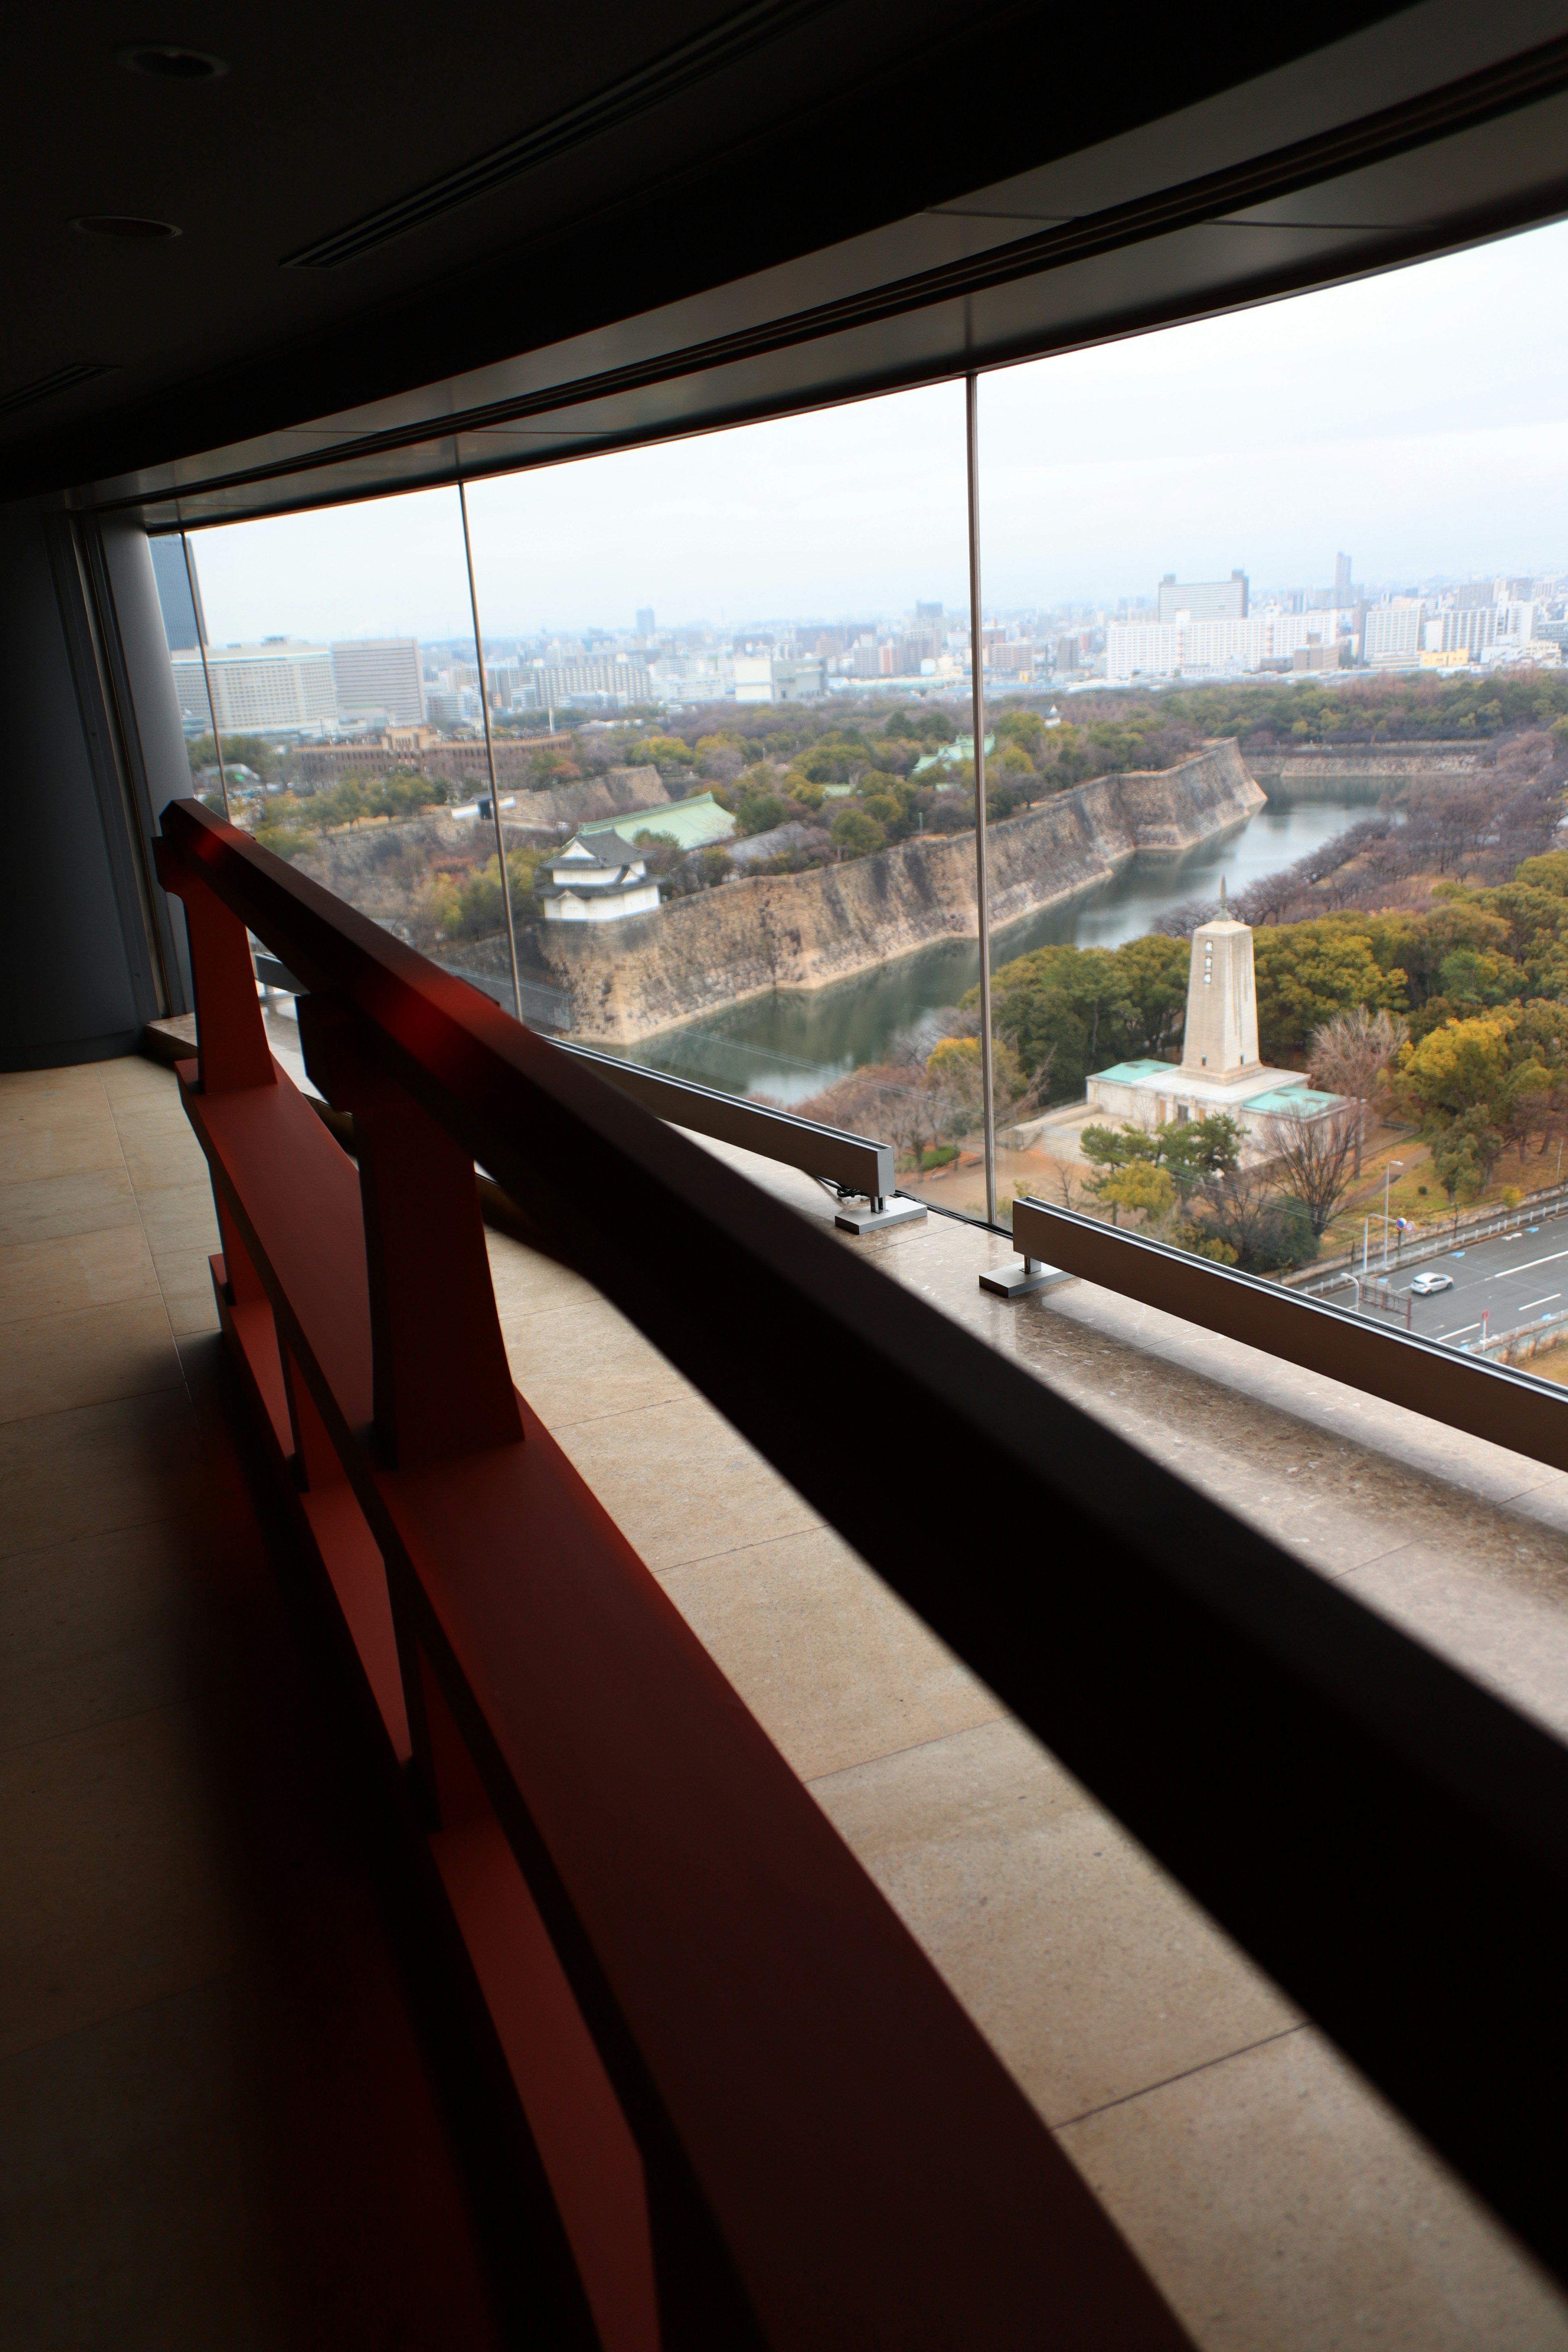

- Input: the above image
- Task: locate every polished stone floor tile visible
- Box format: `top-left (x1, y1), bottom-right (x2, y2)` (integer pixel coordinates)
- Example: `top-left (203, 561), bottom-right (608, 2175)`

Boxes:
top-left (0, 1981), bottom-right (290, 2352)
top-left (498, 1292), bottom-right (686, 1433)
top-left (0, 1390), bottom-right (210, 1562)
top-left (0, 1164), bottom-right (139, 1250)
top-left (484, 1228), bottom-right (598, 1321)
top-left (0, 1065), bottom-right (111, 1108)
top-left (100, 1054), bottom-right (178, 1109)
top-left (813, 1717), bottom-right (1296, 2128)
top-left (0, 1889), bottom-right (505, 2351)
top-left (150, 1241), bottom-right (222, 1317)
top-left (1058, 2028), bottom-right (1568, 2352)
top-left (661, 1524), bottom-right (1002, 1781)
top-left (116, 1123), bottom-right (213, 1198)
top-left (0, 1701), bottom-right (252, 2061)
top-left (0, 1102), bottom-right (125, 1186)
top-left (0, 1223), bottom-right (161, 1326)
top-left (1342, 1536), bottom-right (1568, 1743)
top-left (0, 1517), bottom-right (258, 1753)
top-left (0, 1297), bottom-right (183, 1426)
top-left (128, 1179), bottom-right (219, 1254)
top-left (554, 1391), bottom-right (818, 1572)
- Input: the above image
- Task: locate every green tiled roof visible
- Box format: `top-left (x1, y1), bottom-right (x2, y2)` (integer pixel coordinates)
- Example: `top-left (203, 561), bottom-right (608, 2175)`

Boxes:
top-left (1090, 1060), bottom-right (1176, 1084)
top-left (1246, 1087), bottom-right (1340, 1114)
top-left (581, 791), bottom-right (735, 852)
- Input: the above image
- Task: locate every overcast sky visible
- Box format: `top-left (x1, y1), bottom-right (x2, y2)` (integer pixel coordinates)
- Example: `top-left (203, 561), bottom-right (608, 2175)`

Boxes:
top-left (190, 216), bottom-right (1568, 644)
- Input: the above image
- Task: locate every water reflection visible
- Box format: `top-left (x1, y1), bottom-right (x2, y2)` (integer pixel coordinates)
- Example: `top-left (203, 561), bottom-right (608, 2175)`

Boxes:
top-left (610, 782), bottom-right (1387, 1105)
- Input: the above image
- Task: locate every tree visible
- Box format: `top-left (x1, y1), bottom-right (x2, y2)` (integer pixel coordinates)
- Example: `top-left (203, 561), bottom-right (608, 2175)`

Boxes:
top-left (1156, 1111), bottom-right (1243, 1198)
top-left (1396, 1013), bottom-right (1515, 1126)
top-left (1080, 1122), bottom-right (1156, 1172)
top-left (1116, 934), bottom-right (1191, 1057)
top-left (1431, 1125), bottom-right (1485, 1209)
top-left (1307, 1005), bottom-right (1408, 1174)
top-left (1198, 1164), bottom-right (1317, 1272)
top-left (1095, 1161), bottom-right (1175, 1227)
top-left (1265, 1104), bottom-right (1361, 1238)
top-left (1252, 921), bottom-right (1406, 1063)
top-left (995, 709), bottom-right (1048, 762)
top-left (830, 808), bottom-right (886, 858)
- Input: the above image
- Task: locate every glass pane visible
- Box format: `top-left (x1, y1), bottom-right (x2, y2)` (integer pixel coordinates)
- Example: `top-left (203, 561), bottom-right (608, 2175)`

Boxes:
top-left (977, 218), bottom-right (1568, 1314)
top-left (462, 385), bottom-right (1010, 1222)
top-left (152, 487), bottom-right (560, 1033)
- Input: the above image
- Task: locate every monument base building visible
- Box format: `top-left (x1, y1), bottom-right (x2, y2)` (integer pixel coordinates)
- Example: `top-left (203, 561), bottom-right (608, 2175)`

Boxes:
top-left (1036, 894), bottom-right (1342, 1158)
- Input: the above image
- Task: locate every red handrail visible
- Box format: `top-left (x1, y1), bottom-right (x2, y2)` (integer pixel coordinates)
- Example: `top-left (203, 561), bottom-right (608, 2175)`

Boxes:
top-left (155, 797), bottom-right (1189, 2346)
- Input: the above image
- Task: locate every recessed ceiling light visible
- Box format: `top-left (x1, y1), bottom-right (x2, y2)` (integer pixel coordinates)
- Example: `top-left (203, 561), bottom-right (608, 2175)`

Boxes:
top-left (117, 43), bottom-right (227, 78)
top-left (71, 214), bottom-right (183, 239)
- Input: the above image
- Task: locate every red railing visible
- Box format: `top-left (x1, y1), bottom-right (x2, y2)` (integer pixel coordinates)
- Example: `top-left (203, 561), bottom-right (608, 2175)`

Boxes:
top-left (154, 798), bottom-right (1190, 2345)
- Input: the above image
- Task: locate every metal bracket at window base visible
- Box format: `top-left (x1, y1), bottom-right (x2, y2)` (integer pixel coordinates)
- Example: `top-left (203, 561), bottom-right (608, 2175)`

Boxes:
top-left (979, 1251), bottom-right (1075, 1299)
top-left (833, 1192), bottom-right (927, 1234)
top-left (990, 1193), bottom-right (1568, 1484)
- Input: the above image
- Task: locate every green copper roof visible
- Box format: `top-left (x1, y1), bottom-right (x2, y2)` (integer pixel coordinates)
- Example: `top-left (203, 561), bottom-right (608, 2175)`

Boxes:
top-left (1245, 1087), bottom-right (1341, 1114)
top-left (581, 790), bottom-right (735, 852)
top-left (1089, 1060), bottom-right (1176, 1083)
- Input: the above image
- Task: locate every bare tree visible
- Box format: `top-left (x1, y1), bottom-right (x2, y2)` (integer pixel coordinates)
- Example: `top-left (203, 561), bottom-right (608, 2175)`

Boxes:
top-left (1154, 896), bottom-right (1221, 938)
top-left (1307, 1005), bottom-right (1408, 1174)
top-left (1264, 1104), bottom-right (1361, 1238)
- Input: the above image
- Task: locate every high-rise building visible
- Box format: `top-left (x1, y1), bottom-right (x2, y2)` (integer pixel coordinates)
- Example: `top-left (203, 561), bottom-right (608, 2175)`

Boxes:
top-left (150, 536), bottom-right (205, 651)
top-left (330, 639), bottom-right (425, 726)
top-left (1156, 569), bottom-right (1248, 622)
top-left (915, 601), bottom-right (944, 625)
top-left (636, 607), bottom-right (655, 637)
top-left (1363, 605), bottom-right (1425, 666)
top-left (531, 655), bottom-right (654, 706)
top-left (169, 639), bottom-right (338, 731)
top-left (1335, 552), bottom-right (1352, 605)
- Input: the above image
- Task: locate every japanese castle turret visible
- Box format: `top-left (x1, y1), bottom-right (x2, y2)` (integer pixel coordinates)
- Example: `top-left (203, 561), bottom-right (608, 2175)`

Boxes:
top-left (1084, 883), bottom-right (1341, 1144)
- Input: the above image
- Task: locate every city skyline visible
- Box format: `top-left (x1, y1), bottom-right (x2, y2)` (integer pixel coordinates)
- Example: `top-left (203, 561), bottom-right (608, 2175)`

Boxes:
top-left (185, 214), bottom-right (1568, 646)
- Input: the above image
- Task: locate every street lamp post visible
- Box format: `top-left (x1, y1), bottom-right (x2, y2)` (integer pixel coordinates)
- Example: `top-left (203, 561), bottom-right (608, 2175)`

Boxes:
top-left (1381, 1159), bottom-right (1404, 1269)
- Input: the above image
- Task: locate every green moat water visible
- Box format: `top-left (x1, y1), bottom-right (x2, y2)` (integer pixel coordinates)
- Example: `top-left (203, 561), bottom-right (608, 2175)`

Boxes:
top-left (619, 781), bottom-right (1390, 1106)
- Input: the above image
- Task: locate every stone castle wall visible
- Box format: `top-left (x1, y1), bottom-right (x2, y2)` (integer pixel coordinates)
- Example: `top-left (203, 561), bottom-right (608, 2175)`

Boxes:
top-left (495, 739), bottom-right (1265, 1044)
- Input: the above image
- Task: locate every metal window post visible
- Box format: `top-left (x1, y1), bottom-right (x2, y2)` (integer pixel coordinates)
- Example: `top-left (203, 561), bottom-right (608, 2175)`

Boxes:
top-left (457, 476), bottom-right (524, 1023)
top-left (179, 529), bottom-right (230, 822)
top-left (965, 374), bottom-right (997, 1228)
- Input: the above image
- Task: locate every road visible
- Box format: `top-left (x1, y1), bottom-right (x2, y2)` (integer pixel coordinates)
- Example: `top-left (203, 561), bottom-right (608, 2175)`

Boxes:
top-left (1363, 1214), bottom-right (1568, 1344)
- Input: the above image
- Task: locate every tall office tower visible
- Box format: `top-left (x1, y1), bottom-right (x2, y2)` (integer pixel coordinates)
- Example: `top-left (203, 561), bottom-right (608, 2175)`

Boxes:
top-left (1335, 552), bottom-right (1352, 604)
top-left (915, 600), bottom-right (944, 624)
top-left (150, 535), bottom-right (205, 651)
top-left (330, 639), bottom-right (425, 726)
top-left (169, 640), bottom-right (339, 729)
top-left (636, 607), bottom-right (655, 637)
top-left (1156, 569), bottom-right (1249, 622)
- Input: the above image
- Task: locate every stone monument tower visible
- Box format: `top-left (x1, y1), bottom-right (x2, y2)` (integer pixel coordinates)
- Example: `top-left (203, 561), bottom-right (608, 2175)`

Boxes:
top-left (1178, 879), bottom-right (1260, 1080)
top-left (1073, 875), bottom-right (1343, 1152)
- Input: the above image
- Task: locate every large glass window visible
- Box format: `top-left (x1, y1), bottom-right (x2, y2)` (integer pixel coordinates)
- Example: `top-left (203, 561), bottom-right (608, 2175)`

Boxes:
top-left (458, 384), bottom-right (1005, 1206)
top-left (973, 217), bottom-right (1568, 1324)
top-left (154, 215), bottom-right (1568, 1310)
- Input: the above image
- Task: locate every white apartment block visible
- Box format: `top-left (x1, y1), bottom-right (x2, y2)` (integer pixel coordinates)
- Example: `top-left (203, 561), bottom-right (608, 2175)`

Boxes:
top-left (170, 639), bottom-right (338, 732)
top-left (530, 656), bottom-right (654, 707)
top-left (1424, 605), bottom-right (1498, 657)
top-left (1363, 605), bottom-right (1425, 666)
top-left (733, 655), bottom-right (826, 702)
top-left (330, 638), bottom-right (425, 726)
top-left (1265, 609), bottom-right (1352, 659)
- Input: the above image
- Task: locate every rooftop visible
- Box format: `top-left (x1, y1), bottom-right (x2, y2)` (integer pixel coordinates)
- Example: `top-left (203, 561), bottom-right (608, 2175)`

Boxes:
top-left (581, 791), bottom-right (736, 853)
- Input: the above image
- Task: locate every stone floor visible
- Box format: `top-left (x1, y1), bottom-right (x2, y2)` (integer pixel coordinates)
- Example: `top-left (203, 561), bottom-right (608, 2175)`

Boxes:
top-left (0, 1055), bottom-right (510, 2349)
top-left (9, 1040), bottom-right (1568, 2345)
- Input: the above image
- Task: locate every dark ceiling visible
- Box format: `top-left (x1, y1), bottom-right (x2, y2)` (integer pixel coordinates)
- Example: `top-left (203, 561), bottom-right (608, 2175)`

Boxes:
top-left (0, 0), bottom-right (1430, 502)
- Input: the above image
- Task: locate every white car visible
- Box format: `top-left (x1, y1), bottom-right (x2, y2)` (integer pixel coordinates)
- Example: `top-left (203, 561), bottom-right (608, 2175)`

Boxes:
top-left (1409, 1272), bottom-right (1454, 1296)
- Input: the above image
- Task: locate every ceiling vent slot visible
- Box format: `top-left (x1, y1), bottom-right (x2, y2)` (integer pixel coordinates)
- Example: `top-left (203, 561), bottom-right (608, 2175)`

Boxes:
top-left (0, 362), bottom-right (118, 417)
top-left (282, 0), bottom-right (839, 270)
